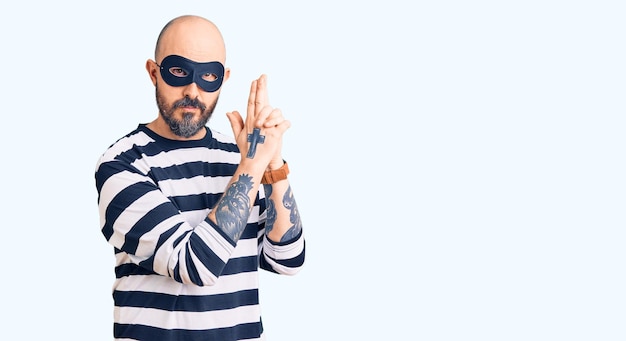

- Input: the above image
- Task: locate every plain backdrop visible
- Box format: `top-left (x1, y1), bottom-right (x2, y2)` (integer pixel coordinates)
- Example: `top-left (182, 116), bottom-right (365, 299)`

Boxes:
top-left (0, 1), bottom-right (624, 340)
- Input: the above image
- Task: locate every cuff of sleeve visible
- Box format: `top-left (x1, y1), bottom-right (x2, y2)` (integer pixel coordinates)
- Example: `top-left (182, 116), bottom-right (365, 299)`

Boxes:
top-left (263, 230), bottom-right (304, 260)
top-left (204, 217), bottom-right (237, 247)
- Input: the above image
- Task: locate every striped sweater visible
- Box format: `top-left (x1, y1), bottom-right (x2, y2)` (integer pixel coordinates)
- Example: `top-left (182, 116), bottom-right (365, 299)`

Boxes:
top-left (94, 124), bottom-right (305, 341)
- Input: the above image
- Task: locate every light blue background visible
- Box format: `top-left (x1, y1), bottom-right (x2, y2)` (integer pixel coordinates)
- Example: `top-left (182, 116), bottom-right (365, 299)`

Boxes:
top-left (1, 1), bottom-right (624, 340)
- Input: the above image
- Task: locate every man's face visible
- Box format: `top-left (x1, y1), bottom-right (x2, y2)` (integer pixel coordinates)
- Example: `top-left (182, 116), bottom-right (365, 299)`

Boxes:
top-left (153, 54), bottom-right (224, 138)
top-left (155, 83), bottom-right (218, 138)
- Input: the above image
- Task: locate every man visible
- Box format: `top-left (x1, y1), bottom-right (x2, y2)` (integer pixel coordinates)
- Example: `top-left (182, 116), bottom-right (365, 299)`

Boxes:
top-left (94, 15), bottom-right (305, 340)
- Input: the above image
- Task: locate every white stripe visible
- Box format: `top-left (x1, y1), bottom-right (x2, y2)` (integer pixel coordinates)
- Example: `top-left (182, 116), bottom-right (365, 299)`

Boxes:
top-left (134, 215), bottom-right (190, 259)
top-left (194, 220), bottom-right (236, 261)
top-left (98, 131), bottom-right (154, 164)
top-left (261, 234), bottom-right (305, 275)
top-left (174, 231), bottom-right (194, 283)
top-left (149, 221), bottom-right (194, 277)
top-left (158, 175), bottom-right (232, 197)
top-left (135, 147), bottom-right (238, 170)
top-left (262, 233), bottom-right (305, 260)
top-left (113, 271), bottom-right (259, 296)
top-left (99, 170), bottom-right (157, 231)
top-left (263, 256), bottom-right (297, 275)
top-left (144, 220), bottom-right (234, 284)
top-left (210, 128), bottom-right (236, 144)
top-left (261, 255), bottom-right (302, 276)
top-left (232, 238), bottom-right (258, 258)
top-left (114, 304), bottom-right (261, 330)
top-left (108, 190), bottom-right (170, 249)
top-left (248, 205), bottom-right (260, 223)
top-left (180, 209), bottom-right (210, 227)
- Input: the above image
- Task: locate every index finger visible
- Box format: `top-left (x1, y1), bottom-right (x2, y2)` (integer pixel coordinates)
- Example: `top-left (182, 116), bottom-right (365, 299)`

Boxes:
top-left (254, 74), bottom-right (270, 115)
top-left (246, 79), bottom-right (258, 123)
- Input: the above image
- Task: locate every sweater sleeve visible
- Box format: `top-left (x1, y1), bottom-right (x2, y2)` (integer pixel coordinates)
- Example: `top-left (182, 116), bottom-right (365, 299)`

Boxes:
top-left (259, 231), bottom-right (306, 275)
top-left (95, 158), bottom-right (236, 286)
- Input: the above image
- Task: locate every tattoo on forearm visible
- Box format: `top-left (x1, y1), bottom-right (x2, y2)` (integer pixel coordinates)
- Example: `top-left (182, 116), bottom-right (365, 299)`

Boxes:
top-left (215, 174), bottom-right (253, 241)
top-left (280, 186), bottom-right (302, 242)
top-left (263, 184), bottom-right (276, 235)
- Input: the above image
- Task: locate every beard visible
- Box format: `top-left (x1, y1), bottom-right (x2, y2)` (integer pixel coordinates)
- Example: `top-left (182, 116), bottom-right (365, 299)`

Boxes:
top-left (155, 85), bottom-right (218, 138)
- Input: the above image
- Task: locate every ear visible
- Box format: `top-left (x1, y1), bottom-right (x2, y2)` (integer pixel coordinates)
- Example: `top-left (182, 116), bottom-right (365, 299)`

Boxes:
top-left (146, 59), bottom-right (158, 86)
top-left (223, 67), bottom-right (231, 83)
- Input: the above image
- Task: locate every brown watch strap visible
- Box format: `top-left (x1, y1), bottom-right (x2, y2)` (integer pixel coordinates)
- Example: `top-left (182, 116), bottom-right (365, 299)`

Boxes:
top-left (261, 161), bottom-right (289, 184)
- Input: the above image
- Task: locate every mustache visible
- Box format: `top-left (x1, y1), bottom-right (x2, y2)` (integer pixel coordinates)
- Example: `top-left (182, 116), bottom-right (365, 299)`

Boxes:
top-left (173, 96), bottom-right (207, 111)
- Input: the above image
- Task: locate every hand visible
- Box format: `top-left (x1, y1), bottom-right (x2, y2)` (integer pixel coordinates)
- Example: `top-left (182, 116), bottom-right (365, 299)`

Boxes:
top-left (226, 74), bottom-right (290, 169)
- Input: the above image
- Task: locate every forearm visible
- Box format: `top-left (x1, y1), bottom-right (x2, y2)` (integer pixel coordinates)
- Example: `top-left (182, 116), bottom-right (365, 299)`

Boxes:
top-left (263, 179), bottom-right (302, 243)
top-left (207, 159), bottom-right (266, 242)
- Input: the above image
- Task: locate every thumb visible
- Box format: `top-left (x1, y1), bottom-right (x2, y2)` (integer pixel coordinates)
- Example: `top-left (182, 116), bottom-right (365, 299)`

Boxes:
top-left (226, 111), bottom-right (244, 137)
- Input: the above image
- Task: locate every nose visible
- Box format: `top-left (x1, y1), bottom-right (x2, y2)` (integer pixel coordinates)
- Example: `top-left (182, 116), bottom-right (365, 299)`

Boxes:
top-left (182, 81), bottom-right (201, 99)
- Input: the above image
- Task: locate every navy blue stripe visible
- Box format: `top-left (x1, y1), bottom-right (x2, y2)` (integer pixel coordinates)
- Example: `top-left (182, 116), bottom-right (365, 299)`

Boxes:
top-left (95, 161), bottom-right (124, 194)
top-left (115, 255), bottom-right (257, 281)
top-left (170, 231), bottom-right (190, 283)
top-left (269, 248), bottom-right (306, 268)
top-left (101, 182), bottom-right (155, 240)
top-left (114, 321), bottom-right (262, 341)
top-left (259, 256), bottom-right (278, 273)
top-left (185, 242), bottom-right (203, 285)
top-left (241, 223), bottom-right (260, 239)
top-left (115, 263), bottom-right (158, 278)
top-left (223, 255), bottom-right (258, 275)
top-left (117, 146), bottom-right (149, 166)
top-left (173, 262), bottom-right (182, 283)
top-left (122, 202), bottom-right (180, 254)
top-left (152, 161), bottom-right (238, 181)
top-left (171, 192), bottom-right (221, 212)
top-left (135, 224), bottom-right (180, 272)
top-left (113, 288), bottom-right (259, 311)
top-left (135, 139), bottom-right (168, 157)
top-left (257, 233), bottom-right (264, 247)
top-left (213, 140), bottom-right (240, 153)
top-left (155, 224), bottom-right (180, 250)
top-left (261, 240), bottom-right (306, 270)
top-left (188, 233), bottom-right (225, 280)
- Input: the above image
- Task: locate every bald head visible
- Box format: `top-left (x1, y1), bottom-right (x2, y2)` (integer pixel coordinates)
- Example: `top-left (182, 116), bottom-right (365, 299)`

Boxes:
top-left (155, 15), bottom-right (226, 64)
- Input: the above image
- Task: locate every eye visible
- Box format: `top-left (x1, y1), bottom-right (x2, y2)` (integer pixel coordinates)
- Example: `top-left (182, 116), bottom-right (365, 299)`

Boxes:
top-left (168, 67), bottom-right (189, 78)
top-left (202, 72), bottom-right (219, 82)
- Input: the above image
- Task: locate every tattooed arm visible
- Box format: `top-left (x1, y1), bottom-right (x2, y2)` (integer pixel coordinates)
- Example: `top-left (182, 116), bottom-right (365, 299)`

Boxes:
top-left (207, 157), bottom-right (267, 242)
top-left (206, 160), bottom-right (302, 244)
top-left (263, 174), bottom-right (302, 243)
top-left (209, 173), bottom-right (257, 241)
top-left (212, 74), bottom-right (301, 243)
top-left (259, 162), bottom-right (305, 275)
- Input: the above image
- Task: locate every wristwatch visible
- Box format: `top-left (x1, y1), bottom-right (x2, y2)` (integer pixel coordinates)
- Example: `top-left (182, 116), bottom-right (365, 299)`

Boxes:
top-left (261, 161), bottom-right (289, 184)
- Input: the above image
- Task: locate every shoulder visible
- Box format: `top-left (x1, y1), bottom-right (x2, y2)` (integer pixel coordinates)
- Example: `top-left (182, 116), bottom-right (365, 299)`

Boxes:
top-left (98, 127), bottom-right (154, 163)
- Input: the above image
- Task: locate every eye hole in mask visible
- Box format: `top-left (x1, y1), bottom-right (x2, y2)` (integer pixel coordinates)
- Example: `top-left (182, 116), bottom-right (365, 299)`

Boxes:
top-left (157, 55), bottom-right (225, 93)
top-left (167, 67), bottom-right (219, 82)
